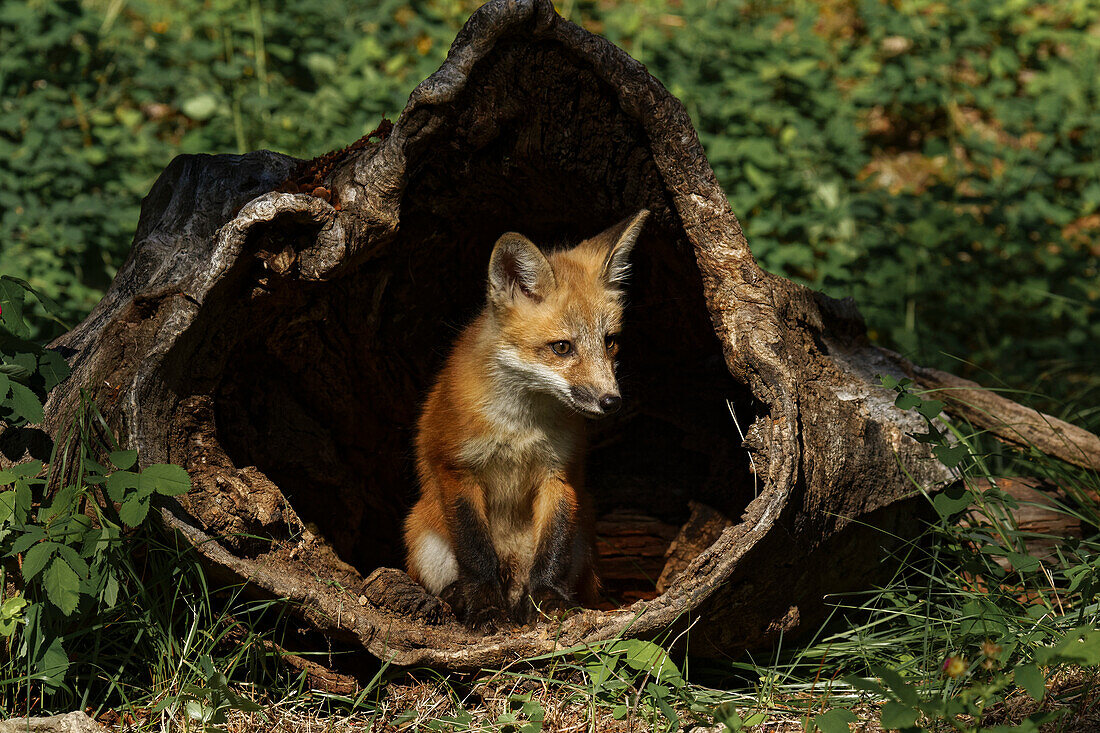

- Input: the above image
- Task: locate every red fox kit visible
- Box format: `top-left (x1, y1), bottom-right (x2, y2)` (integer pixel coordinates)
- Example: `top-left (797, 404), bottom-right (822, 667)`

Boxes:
top-left (404, 210), bottom-right (650, 626)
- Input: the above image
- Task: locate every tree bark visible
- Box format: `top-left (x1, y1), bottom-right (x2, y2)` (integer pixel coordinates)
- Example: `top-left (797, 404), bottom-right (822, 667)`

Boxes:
top-left (30, 0), bottom-right (1097, 671)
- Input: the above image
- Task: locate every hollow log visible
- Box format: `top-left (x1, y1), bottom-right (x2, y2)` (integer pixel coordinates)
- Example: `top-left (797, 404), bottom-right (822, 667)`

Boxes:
top-left (28, 0), bottom-right (1098, 671)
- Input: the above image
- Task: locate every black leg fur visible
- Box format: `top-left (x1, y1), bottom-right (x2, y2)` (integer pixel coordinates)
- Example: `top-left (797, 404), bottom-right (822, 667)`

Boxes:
top-left (526, 500), bottom-right (590, 620)
top-left (445, 497), bottom-right (508, 628)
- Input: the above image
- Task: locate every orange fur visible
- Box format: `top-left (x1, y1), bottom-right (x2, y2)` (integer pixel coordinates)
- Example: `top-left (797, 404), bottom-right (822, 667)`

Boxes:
top-left (404, 211), bottom-right (648, 623)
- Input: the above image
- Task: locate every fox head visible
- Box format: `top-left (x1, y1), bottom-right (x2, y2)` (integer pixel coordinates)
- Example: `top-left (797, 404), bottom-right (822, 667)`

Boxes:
top-left (486, 210), bottom-right (649, 418)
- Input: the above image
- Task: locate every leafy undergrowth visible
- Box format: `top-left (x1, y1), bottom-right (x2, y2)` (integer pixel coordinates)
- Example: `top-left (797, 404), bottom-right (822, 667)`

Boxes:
top-left (2, 267), bottom-right (1099, 733)
top-left (4, 0), bottom-right (1099, 395)
top-left (4, 276), bottom-right (1100, 731)
top-left (194, 666), bottom-right (1100, 733)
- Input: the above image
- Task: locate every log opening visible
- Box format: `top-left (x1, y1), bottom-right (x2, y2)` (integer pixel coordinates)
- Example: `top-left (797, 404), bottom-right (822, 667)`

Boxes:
top-left (149, 35), bottom-right (767, 611)
top-left (195, 205), bottom-right (762, 608)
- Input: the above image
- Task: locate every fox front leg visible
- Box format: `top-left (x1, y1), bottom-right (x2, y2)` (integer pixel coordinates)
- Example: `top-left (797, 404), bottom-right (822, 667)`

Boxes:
top-left (440, 496), bottom-right (509, 629)
top-left (526, 499), bottom-right (593, 621)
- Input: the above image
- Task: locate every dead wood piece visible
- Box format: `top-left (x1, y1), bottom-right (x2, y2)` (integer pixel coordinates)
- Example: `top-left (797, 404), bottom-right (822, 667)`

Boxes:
top-left (0, 712), bottom-right (104, 733)
top-left (595, 511), bottom-right (680, 605)
top-left (903, 362), bottom-right (1100, 472)
top-left (264, 640), bottom-right (360, 696)
top-left (657, 502), bottom-right (735, 594)
top-left (963, 478), bottom-right (1084, 568)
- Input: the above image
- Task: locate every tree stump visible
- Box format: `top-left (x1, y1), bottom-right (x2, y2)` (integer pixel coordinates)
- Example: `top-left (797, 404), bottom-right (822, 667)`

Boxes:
top-left (32, 0), bottom-right (1099, 672)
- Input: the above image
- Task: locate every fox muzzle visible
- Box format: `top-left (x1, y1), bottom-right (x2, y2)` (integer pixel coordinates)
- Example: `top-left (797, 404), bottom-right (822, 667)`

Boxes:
top-left (569, 385), bottom-right (621, 417)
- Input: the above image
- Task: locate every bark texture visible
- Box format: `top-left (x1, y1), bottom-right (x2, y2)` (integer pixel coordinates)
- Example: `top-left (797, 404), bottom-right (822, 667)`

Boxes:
top-left (33, 0), bottom-right (1096, 671)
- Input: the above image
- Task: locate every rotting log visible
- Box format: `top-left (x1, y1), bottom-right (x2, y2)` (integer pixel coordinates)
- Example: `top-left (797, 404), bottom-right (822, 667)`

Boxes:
top-left (25, 0), bottom-right (1100, 674)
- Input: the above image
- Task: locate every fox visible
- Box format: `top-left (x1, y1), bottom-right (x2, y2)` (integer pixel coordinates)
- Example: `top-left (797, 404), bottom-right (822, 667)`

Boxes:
top-left (403, 209), bottom-right (650, 627)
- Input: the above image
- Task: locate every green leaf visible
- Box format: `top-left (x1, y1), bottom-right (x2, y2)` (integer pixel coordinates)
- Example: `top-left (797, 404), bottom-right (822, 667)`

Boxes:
top-left (22, 540), bottom-right (57, 581)
top-left (1014, 663), bottom-right (1045, 701)
top-left (743, 161), bottom-right (771, 190)
top-left (1, 595), bottom-right (28, 618)
top-left (879, 701), bottom-right (918, 729)
top-left (6, 382), bottom-right (44, 424)
top-left (520, 700), bottom-right (545, 724)
top-left (119, 492), bottom-right (152, 527)
top-left (0, 491), bottom-right (15, 522)
top-left (105, 470), bottom-right (138, 502)
top-left (56, 544), bottom-right (89, 579)
top-left (712, 702), bottom-right (743, 730)
top-left (9, 525), bottom-right (46, 555)
top-left (9, 461), bottom-right (43, 478)
top-left (607, 639), bottom-right (684, 686)
top-left (932, 483), bottom-right (974, 516)
top-left (100, 569), bottom-right (119, 607)
top-left (876, 666), bottom-right (920, 706)
top-left (83, 459), bottom-right (110, 477)
top-left (933, 443), bottom-right (969, 468)
top-left (1035, 627), bottom-right (1100, 665)
top-left (14, 481), bottom-right (31, 520)
top-left (0, 279), bottom-right (28, 338)
top-left (655, 693), bottom-right (677, 722)
top-left (304, 52), bottom-right (338, 76)
top-left (38, 349), bottom-right (70, 392)
top-left (0, 276), bottom-right (69, 326)
top-left (1006, 552), bottom-right (1041, 574)
top-left (0, 361), bottom-right (32, 383)
top-left (1026, 710), bottom-right (1065, 725)
top-left (916, 399), bottom-right (944, 420)
top-left (143, 463), bottom-right (191, 496)
top-left (109, 450), bottom-right (138, 470)
top-left (227, 694), bottom-right (261, 714)
top-left (585, 656), bottom-right (615, 689)
top-left (11, 351), bottom-right (36, 377)
top-left (34, 633), bottom-right (69, 690)
top-left (182, 93), bottom-right (219, 121)
top-left (44, 556), bottom-right (80, 615)
top-left (85, 526), bottom-right (118, 557)
top-left (814, 708), bottom-right (857, 733)
top-left (185, 700), bottom-right (211, 723)
top-left (894, 393), bottom-right (921, 411)
top-left (879, 374), bottom-right (898, 390)
top-left (0, 595), bottom-right (28, 636)
top-left (0, 373), bottom-right (9, 399)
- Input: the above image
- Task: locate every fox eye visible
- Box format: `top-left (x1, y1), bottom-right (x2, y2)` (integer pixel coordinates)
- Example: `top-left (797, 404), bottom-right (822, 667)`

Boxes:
top-left (605, 333), bottom-right (619, 351)
top-left (550, 340), bottom-right (573, 356)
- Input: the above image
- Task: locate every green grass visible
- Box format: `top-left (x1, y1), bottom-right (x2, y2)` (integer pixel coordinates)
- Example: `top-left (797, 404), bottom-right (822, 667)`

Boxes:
top-left (5, 381), bottom-right (1097, 732)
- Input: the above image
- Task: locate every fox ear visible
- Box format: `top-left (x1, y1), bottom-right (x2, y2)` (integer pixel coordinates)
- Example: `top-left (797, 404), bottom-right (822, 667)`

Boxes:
top-left (488, 232), bottom-right (556, 305)
top-left (594, 209), bottom-right (649, 286)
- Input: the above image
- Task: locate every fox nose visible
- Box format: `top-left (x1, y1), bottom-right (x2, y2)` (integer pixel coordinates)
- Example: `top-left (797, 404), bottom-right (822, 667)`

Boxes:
top-left (598, 394), bottom-right (622, 414)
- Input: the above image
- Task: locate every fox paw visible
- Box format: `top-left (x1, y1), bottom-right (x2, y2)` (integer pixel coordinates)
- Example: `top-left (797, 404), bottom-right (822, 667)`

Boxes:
top-left (440, 579), bottom-right (509, 630)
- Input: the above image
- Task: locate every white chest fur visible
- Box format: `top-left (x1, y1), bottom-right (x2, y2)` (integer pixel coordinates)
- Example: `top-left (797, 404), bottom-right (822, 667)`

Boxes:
top-left (458, 395), bottom-right (580, 605)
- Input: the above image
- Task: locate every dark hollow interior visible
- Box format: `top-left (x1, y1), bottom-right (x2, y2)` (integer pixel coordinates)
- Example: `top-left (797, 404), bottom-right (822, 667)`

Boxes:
top-left (207, 38), bottom-right (762, 606)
